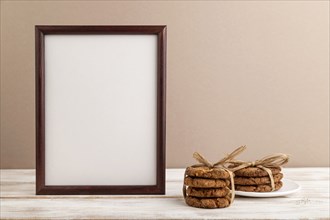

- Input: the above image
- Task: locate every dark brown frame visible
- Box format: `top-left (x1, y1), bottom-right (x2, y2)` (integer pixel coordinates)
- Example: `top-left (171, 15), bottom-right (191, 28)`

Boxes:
top-left (35, 25), bottom-right (166, 195)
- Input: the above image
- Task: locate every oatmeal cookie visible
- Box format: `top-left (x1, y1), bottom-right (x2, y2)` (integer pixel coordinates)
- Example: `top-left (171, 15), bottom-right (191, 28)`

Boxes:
top-left (184, 176), bottom-right (230, 188)
top-left (185, 166), bottom-right (230, 179)
top-left (185, 196), bottom-right (231, 208)
top-left (235, 181), bottom-right (283, 192)
top-left (234, 173), bottom-right (283, 185)
top-left (233, 166), bottom-right (281, 177)
top-left (186, 186), bottom-right (230, 197)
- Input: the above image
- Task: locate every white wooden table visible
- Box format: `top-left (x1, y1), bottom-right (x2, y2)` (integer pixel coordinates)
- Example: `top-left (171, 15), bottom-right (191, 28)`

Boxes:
top-left (1, 168), bottom-right (329, 219)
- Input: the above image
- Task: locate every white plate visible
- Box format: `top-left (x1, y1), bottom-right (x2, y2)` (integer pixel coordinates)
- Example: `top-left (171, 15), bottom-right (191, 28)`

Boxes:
top-left (235, 179), bottom-right (301, 197)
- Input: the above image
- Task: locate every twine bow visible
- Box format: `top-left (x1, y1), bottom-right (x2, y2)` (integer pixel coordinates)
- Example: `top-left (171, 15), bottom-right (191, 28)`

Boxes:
top-left (192, 145), bottom-right (247, 168)
top-left (183, 146), bottom-right (246, 205)
top-left (228, 153), bottom-right (289, 191)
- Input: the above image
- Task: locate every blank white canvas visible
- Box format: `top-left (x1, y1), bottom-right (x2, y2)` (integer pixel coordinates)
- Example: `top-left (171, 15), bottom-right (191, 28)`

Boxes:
top-left (44, 35), bottom-right (157, 185)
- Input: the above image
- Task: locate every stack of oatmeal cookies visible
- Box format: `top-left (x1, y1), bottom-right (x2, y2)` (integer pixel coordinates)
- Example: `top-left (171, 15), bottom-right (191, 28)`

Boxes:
top-left (183, 166), bottom-right (233, 208)
top-left (233, 166), bottom-right (283, 192)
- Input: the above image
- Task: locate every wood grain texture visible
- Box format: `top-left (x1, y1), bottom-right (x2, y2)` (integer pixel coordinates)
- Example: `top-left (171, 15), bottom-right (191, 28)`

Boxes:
top-left (1, 168), bottom-right (329, 219)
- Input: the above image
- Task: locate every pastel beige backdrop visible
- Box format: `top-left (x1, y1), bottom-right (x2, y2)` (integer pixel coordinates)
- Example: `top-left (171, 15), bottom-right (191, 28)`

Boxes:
top-left (1, 1), bottom-right (329, 168)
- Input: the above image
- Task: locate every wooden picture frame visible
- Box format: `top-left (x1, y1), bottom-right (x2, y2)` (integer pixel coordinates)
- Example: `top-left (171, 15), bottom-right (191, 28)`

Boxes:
top-left (35, 25), bottom-right (166, 195)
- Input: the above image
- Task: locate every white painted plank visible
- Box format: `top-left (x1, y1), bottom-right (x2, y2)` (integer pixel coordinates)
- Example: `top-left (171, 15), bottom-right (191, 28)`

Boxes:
top-left (1, 168), bottom-right (329, 182)
top-left (1, 196), bottom-right (329, 219)
top-left (0, 168), bottom-right (329, 219)
top-left (1, 181), bottom-right (329, 199)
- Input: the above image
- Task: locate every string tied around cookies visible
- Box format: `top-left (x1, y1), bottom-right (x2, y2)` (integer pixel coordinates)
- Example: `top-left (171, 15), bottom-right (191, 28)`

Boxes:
top-left (183, 145), bottom-right (247, 205)
top-left (228, 153), bottom-right (289, 192)
top-left (192, 145), bottom-right (247, 169)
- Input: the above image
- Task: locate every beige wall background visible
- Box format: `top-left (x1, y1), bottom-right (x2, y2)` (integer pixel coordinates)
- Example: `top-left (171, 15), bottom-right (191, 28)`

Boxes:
top-left (0, 1), bottom-right (329, 168)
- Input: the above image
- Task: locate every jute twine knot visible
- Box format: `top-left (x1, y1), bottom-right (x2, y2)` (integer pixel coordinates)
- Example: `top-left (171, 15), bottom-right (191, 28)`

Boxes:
top-left (183, 146), bottom-right (247, 205)
top-left (192, 145), bottom-right (247, 169)
top-left (228, 153), bottom-right (289, 191)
